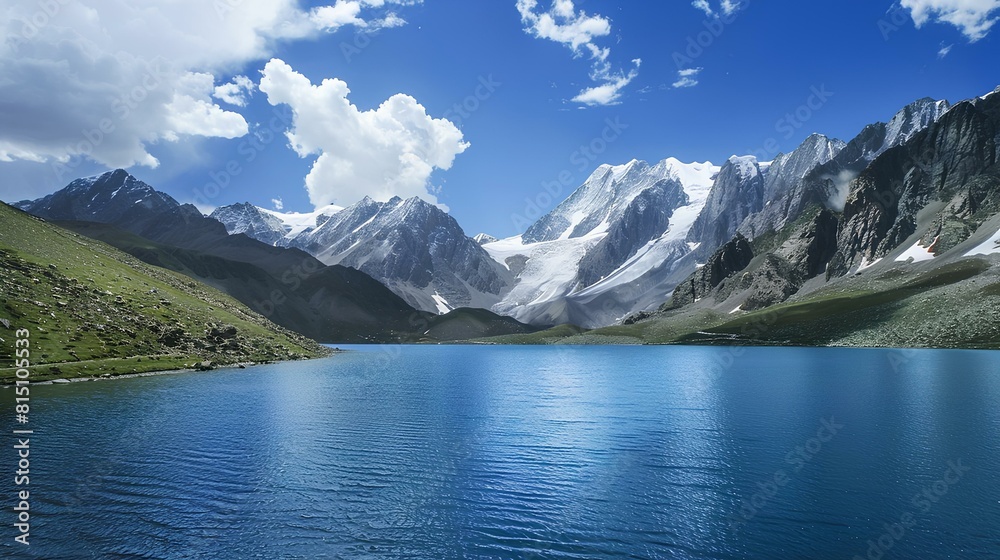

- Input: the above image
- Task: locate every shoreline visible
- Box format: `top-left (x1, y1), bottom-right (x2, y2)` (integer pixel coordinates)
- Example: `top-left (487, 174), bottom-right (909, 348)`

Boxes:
top-left (0, 351), bottom-right (343, 388)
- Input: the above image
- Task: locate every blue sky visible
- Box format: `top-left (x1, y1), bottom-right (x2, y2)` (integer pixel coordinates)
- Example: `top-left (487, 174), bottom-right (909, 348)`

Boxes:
top-left (1, 0), bottom-right (998, 237)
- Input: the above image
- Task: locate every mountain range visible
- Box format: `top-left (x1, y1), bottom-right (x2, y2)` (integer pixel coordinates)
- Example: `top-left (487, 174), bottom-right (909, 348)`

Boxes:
top-left (13, 172), bottom-right (535, 343)
top-left (8, 86), bottom-right (1000, 350)
top-left (212, 196), bottom-right (513, 314)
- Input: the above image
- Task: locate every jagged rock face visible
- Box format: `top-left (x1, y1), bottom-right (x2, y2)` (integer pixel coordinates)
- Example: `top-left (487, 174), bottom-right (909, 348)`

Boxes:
top-left (213, 197), bottom-right (513, 314)
top-left (802, 210), bottom-right (841, 277)
top-left (287, 196), bottom-right (513, 312)
top-left (210, 203), bottom-right (287, 245)
top-left (669, 233), bottom-right (754, 308)
top-left (829, 95), bottom-right (1000, 276)
top-left (739, 134), bottom-right (845, 238)
top-left (16, 169), bottom-right (176, 222)
top-left (577, 178), bottom-right (688, 287)
top-left (741, 254), bottom-right (806, 311)
top-left (688, 157), bottom-right (765, 257)
top-left (488, 158), bottom-right (717, 327)
top-left (15, 169), bottom-right (224, 246)
top-left (798, 98), bottom-right (952, 214)
top-left (521, 159), bottom-right (680, 243)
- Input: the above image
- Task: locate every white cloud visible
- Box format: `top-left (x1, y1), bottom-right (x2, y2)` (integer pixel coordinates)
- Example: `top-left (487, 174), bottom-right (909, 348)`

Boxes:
top-left (692, 0), bottom-right (744, 18)
top-left (901, 0), bottom-right (1000, 41)
top-left (692, 0), bottom-right (715, 17)
top-left (0, 0), bottom-right (419, 176)
top-left (272, 197), bottom-right (284, 210)
top-left (516, 0), bottom-right (639, 106)
top-left (311, 0), bottom-right (418, 31)
top-left (214, 76), bottom-right (257, 107)
top-left (259, 58), bottom-right (468, 208)
top-left (721, 0), bottom-right (743, 15)
top-left (673, 67), bottom-right (703, 88)
top-left (573, 59), bottom-right (641, 106)
top-left (938, 43), bottom-right (954, 57)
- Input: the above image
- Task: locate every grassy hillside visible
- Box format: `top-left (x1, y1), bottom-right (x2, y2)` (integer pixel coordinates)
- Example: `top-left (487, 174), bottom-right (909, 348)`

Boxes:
top-left (0, 204), bottom-right (331, 382)
top-left (58, 220), bottom-right (536, 343)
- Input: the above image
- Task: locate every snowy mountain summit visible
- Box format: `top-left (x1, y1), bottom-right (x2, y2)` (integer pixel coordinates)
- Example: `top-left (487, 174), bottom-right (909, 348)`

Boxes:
top-left (213, 197), bottom-right (512, 314)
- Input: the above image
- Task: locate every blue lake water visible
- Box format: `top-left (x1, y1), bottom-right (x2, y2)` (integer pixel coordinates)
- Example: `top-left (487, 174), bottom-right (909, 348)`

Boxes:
top-left (2, 345), bottom-right (999, 559)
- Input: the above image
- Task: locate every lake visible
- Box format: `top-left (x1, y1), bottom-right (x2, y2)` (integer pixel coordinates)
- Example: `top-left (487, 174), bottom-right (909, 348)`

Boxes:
top-left (2, 345), bottom-right (999, 559)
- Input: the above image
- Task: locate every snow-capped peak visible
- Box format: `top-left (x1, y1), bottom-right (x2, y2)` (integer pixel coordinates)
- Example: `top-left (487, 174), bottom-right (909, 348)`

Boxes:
top-left (727, 155), bottom-right (761, 178)
top-left (260, 204), bottom-right (344, 238)
top-left (474, 233), bottom-right (498, 245)
top-left (883, 97), bottom-right (950, 150)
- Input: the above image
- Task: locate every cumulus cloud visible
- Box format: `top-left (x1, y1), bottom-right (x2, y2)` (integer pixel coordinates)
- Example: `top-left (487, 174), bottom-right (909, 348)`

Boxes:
top-left (272, 197), bottom-right (284, 210)
top-left (214, 76), bottom-right (257, 107)
top-left (901, 0), bottom-right (1000, 41)
top-left (516, 0), bottom-right (639, 106)
top-left (673, 67), bottom-right (703, 88)
top-left (259, 58), bottom-right (468, 208)
top-left (0, 0), bottom-right (419, 179)
top-left (311, 0), bottom-right (417, 31)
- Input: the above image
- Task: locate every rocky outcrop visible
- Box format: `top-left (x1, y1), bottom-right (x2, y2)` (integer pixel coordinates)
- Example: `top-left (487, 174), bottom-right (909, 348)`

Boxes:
top-left (287, 196), bottom-right (513, 313)
top-left (739, 134), bottom-right (844, 238)
top-left (829, 94), bottom-right (1000, 276)
top-left (211, 203), bottom-right (288, 245)
top-left (687, 156), bottom-right (764, 258)
top-left (668, 233), bottom-right (754, 308)
top-left (740, 254), bottom-right (806, 311)
top-left (577, 178), bottom-right (688, 287)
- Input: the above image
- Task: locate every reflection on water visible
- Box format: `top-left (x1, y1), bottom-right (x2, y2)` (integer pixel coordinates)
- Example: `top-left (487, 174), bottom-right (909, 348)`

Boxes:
top-left (2, 345), bottom-right (998, 558)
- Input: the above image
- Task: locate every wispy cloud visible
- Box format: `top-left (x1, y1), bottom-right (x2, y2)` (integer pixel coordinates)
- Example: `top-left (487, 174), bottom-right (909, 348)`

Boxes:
top-left (516, 0), bottom-right (640, 106)
top-left (692, 0), bottom-right (744, 18)
top-left (938, 42), bottom-right (954, 57)
top-left (673, 67), bottom-right (703, 88)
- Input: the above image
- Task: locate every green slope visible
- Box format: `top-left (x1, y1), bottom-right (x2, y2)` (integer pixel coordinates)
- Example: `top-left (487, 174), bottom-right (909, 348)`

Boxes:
top-left (0, 204), bottom-right (331, 382)
top-left (56, 220), bottom-right (537, 344)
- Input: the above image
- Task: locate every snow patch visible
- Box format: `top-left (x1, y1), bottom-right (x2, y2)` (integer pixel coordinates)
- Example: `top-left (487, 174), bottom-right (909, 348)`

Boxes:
top-left (895, 237), bottom-right (937, 263)
top-left (261, 204), bottom-right (343, 238)
top-left (431, 292), bottom-right (453, 315)
top-left (965, 229), bottom-right (1000, 257)
top-left (856, 257), bottom-right (883, 273)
